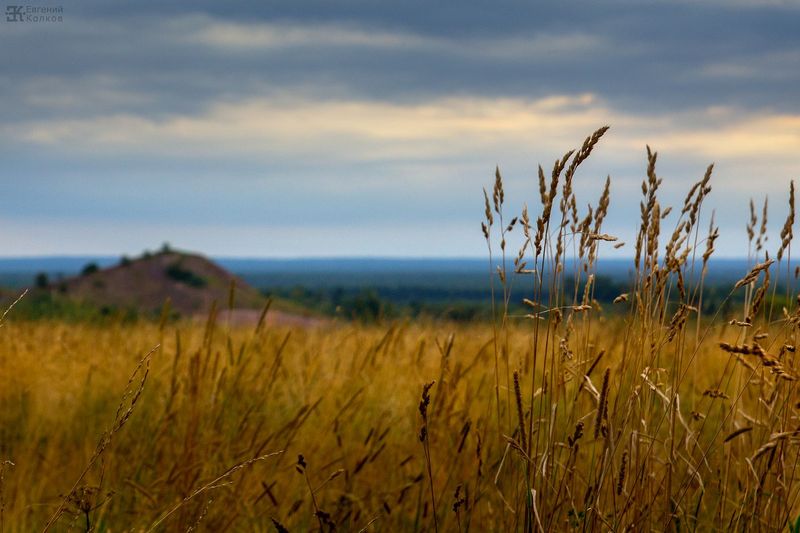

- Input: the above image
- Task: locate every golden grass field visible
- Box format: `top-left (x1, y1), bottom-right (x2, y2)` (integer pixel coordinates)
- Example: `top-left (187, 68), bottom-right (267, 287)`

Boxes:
top-left (3, 127), bottom-right (800, 531)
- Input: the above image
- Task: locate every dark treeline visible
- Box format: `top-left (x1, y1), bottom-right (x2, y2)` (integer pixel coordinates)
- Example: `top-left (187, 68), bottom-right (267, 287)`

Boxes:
top-left (263, 273), bottom-right (765, 323)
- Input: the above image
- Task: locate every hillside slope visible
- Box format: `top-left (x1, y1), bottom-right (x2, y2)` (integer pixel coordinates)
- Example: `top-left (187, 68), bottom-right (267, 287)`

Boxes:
top-left (56, 251), bottom-right (265, 316)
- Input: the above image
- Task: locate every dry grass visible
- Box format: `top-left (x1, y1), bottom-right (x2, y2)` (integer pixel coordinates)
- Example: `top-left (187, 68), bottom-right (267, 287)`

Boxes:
top-left (0, 318), bottom-right (534, 531)
top-left (2, 128), bottom-right (800, 531)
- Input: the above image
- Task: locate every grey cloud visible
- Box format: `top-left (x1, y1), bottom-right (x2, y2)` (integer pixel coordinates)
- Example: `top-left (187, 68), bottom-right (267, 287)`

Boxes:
top-left (2, 1), bottom-right (799, 120)
top-left (1, 0), bottom-right (798, 255)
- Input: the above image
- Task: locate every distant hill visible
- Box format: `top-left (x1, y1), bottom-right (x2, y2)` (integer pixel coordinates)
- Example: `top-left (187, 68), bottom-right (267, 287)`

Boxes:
top-left (52, 251), bottom-right (265, 316)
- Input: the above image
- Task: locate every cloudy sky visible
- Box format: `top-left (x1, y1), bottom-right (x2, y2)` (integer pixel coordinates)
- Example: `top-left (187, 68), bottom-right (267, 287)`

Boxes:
top-left (1, 0), bottom-right (799, 257)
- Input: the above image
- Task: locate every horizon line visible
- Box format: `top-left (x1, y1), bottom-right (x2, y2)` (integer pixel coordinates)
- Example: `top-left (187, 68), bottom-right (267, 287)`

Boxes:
top-left (0, 254), bottom-right (773, 261)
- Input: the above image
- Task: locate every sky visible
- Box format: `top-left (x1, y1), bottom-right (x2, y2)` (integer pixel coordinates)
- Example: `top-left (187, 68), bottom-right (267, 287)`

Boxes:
top-left (1, 0), bottom-right (799, 258)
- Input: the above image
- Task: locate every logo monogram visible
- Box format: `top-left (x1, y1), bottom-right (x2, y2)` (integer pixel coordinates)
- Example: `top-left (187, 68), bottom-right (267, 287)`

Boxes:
top-left (5, 5), bottom-right (24, 21)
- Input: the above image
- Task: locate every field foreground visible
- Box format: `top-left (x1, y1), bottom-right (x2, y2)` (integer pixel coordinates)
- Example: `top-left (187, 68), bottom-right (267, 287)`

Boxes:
top-left (1, 311), bottom-right (799, 531)
top-left (4, 128), bottom-right (800, 531)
